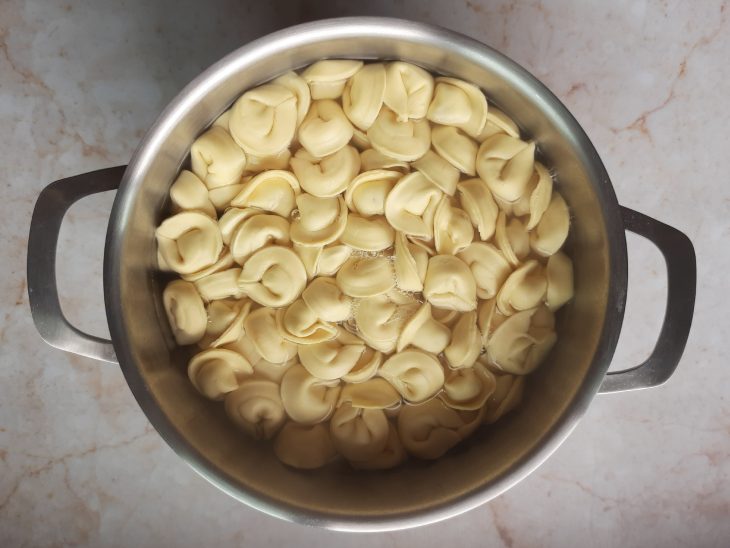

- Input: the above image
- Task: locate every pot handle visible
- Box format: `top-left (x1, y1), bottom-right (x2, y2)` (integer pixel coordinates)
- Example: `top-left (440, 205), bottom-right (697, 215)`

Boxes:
top-left (27, 166), bottom-right (126, 364)
top-left (599, 206), bottom-right (696, 393)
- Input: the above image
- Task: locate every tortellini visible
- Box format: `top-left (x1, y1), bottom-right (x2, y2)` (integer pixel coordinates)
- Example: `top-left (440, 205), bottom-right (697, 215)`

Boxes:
top-left (208, 183), bottom-right (244, 213)
top-left (336, 256), bottom-right (395, 298)
top-left (350, 423), bottom-right (406, 470)
top-left (496, 260), bottom-right (548, 316)
top-left (230, 170), bottom-right (300, 217)
top-left (412, 150), bottom-right (460, 196)
top-left (433, 196), bottom-right (474, 255)
top-left (383, 61), bottom-right (434, 121)
top-left (458, 243), bottom-right (512, 299)
top-left (169, 170), bottom-right (216, 218)
top-left (330, 404), bottom-right (390, 462)
top-left (520, 162), bottom-right (553, 230)
top-left (486, 307), bottom-right (557, 375)
top-left (353, 294), bottom-right (413, 353)
top-left (423, 255), bottom-right (477, 311)
top-left (431, 125), bottom-right (478, 176)
top-left (344, 169), bottom-right (401, 216)
top-left (476, 134), bottom-right (536, 203)
top-left (289, 146), bottom-right (360, 197)
top-left (440, 362), bottom-right (496, 411)
top-left (298, 100), bottom-right (354, 157)
top-left (477, 106), bottom-right (520, 141)
top-left (294, 243), bottom-right (352, 279)
top-left (530, 193), bottom-right (570, 257)
top-left (290, 194), bottom-right (348, 246)
top-left (444, 311), bottom-right (482, 369)
top-left (495, 212), bottom-right (530, 265)
top-left (190, 126), bottom-right (247, 188)
top-left (379, 349), bottom-right (445, 404)
top-left (340, 214), bottom-right (395, 251)
top-left (280, 364), bottom-right (341, 425)
top-left (276, 298), bottom-right (338, 344)
top-left (397, 302), bottom-right (451, 354)
top-left (342, 63), bottom-right (386, 130)
top-left (302, 60), bottom-right (363, 100)
top-left (187, 348), bottom-right (253, 400)
top-left (224, 379), bottom-right (286, 440)
top-left (477, 298), bottom-right (501, 346)
top-left (457, 177), bottom-right (498, 240)
top-left (272, 71), bottom-right (311, 126)
top-left (206, 298), bottom-right (252, 348)
top-left (180, 250), bottom-right (235, 283)
top-left (229, 84), bottom-right (298, 156)
top-left (243, 307), bottom-right (298, 364)
top-left (385, 172), bottom-right (443, 239)
top-left (228, 213), bottom-right (290, 264)
top-left (298, 327), bottom-right (365, 380)
top-left (203, 299), bottom-right (244, 341)
top-left (301, 277), bottom-right (353, 323)
top-left (162, 280), bottom-right (207, 345)
top-left (194, 267), bottom-right (244, 301)
top-left (158, 59), bottom-right (574, 470)
top-left (367, 107), bottom-right (431, 161)
top-left (341, 344), bottom-right (383, 384)
top-left (218, 207), bottom-right (258, 245)
top-left (155, 212), bottom-right (223, 275)
top-left (238, 246), bottom-right (307, 307)
top-left (393, 231), bottom-right (429, 292)
top-left (427, 77), bottom-right (488, 138)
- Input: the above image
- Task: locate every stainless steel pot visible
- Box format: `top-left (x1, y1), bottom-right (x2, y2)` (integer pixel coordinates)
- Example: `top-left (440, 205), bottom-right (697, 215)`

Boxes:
top-left (27, 18), bottom-right (696, 531)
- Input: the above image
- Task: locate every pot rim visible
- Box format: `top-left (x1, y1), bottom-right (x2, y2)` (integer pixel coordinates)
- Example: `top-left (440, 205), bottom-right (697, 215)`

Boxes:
top-left (104, 17), bottom-right (627, 531)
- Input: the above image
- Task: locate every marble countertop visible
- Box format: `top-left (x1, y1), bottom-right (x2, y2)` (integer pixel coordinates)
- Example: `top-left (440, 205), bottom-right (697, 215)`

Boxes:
top-left (1, 0), bottom-right (728, 546)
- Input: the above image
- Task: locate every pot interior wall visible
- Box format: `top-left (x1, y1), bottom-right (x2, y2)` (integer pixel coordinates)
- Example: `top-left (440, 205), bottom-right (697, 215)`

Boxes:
top-left (111, 23), bottom-right (614, 525)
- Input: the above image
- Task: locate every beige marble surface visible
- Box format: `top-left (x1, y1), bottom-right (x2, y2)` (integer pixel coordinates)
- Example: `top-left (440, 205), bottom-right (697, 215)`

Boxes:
top-left (1, 0), bottom-right (728, 546)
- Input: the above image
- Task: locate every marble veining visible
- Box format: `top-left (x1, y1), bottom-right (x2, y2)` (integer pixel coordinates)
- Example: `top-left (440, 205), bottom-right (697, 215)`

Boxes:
top-left (1, 0), bottom-right (728, 546)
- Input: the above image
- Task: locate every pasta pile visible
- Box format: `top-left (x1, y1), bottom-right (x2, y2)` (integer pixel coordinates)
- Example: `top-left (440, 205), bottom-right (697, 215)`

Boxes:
top-left (155, 60), bottom-right (574, 470)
